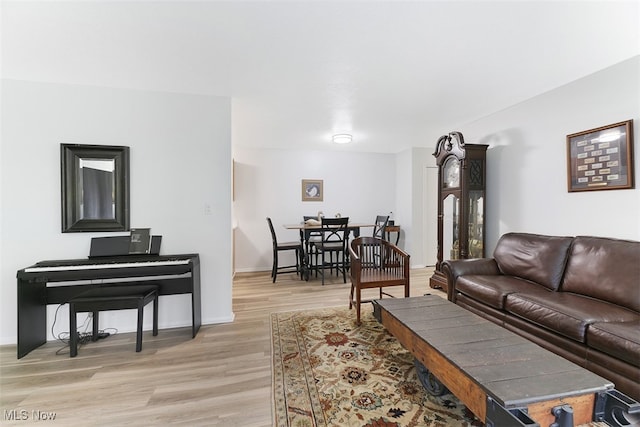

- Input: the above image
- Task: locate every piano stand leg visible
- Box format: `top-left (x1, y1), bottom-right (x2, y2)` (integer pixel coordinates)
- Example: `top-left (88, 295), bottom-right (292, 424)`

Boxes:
top-left (69, 302), bottom-right (78, 357)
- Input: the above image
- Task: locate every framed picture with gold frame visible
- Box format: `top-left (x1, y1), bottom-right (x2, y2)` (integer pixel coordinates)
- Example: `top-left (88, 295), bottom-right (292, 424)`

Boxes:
top-left (566, 119), bottom-right (634, 192)
top-left (301, 179), bottom-right (323, 201)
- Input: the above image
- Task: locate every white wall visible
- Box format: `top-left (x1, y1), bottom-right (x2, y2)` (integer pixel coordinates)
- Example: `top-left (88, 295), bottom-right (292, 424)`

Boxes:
top-left (394, 150), bottom-right (412, 256)
top-left (391, 147), bottom-right (434, 269)
top-left (232, 148), bottom-right (400, 272)
top-left (0, 80), bottom-right (233, 345)
top-left (411, 147), bottom-right (436, 267)
top-left (459, 56), bottom-right (640, 253)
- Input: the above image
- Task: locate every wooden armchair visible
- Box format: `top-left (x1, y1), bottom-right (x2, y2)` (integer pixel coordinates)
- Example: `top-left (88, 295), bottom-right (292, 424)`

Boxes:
top-left (348, 236), bottom-right (410, 325)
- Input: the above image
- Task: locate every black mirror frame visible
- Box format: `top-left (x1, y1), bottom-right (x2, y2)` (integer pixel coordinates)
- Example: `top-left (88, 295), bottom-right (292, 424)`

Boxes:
top-left (61, 143), bottom-right (130, 233)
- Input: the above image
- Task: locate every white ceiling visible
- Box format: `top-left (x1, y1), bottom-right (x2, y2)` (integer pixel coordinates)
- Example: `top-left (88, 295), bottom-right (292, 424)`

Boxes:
top-left (2, 1), bottom-right (639, 153)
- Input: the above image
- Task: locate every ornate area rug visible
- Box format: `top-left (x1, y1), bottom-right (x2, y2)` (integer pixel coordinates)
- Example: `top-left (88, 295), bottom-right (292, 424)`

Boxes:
top-left (271, 306), bottom-right (481, 427)
top-left (271, 306), bottom-right (609, 427)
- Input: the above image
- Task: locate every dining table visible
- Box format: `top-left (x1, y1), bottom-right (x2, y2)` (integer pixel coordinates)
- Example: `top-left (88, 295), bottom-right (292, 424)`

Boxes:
top-left (283, 222), bottom-right (375, 280)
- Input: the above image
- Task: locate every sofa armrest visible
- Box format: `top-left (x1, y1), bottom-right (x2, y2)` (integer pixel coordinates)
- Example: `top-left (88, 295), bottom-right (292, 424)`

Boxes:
top-left (442, 258), bottom-right (500, 301)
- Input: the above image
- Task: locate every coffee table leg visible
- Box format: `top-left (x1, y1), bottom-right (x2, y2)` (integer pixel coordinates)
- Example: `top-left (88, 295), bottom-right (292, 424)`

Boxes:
top-left (414, 359), bottom-right (448, 396)
top-left (594, 390), bottom-right (640, 427)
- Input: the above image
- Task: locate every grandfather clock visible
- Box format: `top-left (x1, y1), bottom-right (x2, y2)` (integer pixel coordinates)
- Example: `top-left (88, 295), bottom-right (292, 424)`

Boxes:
top-left (429, 132), bottom-right (488, 292)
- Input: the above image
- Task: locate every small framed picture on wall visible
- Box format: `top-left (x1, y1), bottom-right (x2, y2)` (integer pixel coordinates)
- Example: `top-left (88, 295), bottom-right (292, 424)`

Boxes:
top-left (301, 179), bottom-right (323, 201)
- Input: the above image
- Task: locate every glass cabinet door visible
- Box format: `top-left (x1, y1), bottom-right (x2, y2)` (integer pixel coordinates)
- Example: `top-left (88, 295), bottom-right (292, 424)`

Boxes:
top-left (443, 194), bottom-right (459, 260)
top-left (468, 190), bottom-right (484, 258)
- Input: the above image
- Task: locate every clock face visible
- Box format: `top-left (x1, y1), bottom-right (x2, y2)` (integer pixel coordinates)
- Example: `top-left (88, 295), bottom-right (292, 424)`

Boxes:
top-left (444, 157), bottom-right (460, 188)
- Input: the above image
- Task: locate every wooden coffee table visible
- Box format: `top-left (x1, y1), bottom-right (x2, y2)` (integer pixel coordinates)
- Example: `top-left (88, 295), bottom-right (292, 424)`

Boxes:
top-left (373, 295), bottom-right (638, 427)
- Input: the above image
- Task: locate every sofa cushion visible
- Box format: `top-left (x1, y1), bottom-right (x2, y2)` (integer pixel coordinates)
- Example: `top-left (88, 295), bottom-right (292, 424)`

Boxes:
top-left (587, 319), bottom-right (640, 368)
top-left (493, 233), bottom-right (573, 291)
top-left (562, 236), bottom-right (640, 313)
top-left (456, 275), bottom-right (551, 310)
top-left (505, 292), bottom-right (639, 343)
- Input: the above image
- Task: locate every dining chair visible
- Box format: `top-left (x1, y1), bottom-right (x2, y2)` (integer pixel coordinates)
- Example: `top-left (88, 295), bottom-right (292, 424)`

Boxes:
top-left (369, 215), bottom-right (390, 268)
top-left (373, 215), bottom-right (390, 239)
top-left (303, 215), bottom-right (323, 277)
top-left (267, 217), bottom-right (303, 283)
top-left (315, 217), bottom-right (350, 285)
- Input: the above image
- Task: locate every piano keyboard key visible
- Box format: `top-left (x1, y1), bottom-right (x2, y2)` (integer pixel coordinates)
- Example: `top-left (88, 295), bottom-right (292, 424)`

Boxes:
top-left (24, 259), bottom-right (190, 272)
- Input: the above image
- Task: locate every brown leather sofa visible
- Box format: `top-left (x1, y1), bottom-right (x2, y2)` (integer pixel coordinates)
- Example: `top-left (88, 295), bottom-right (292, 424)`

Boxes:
top-left (442, 232), bottom-right (640, 401)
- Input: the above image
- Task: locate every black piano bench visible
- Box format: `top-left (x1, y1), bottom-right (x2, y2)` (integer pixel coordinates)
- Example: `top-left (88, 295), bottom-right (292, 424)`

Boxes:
top-left (68, 284), bottom-right (159, 357)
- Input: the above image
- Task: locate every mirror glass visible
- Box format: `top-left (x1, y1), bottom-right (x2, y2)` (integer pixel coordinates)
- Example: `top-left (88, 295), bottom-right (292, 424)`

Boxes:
top-left (78, 158), bottom-right (116, 220)
top-left (61, 144), bottom-right (129, 232)
top-left (443, 194), bottom-right (459, 260)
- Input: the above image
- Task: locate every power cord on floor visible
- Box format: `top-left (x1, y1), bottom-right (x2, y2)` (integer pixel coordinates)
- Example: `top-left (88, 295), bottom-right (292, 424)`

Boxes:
top-left (51, 303), bottom-right (119, 355)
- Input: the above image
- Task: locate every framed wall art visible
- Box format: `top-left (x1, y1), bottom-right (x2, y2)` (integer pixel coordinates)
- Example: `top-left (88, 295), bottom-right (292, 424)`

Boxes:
top-left (566, 119), bottom-right (634, 192)
top-left (301, 179), bottom-right (323, 201)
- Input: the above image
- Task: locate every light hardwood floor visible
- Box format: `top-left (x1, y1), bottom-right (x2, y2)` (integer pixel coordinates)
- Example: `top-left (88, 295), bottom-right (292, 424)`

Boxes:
top-left (0, 268), bottom-right (438, 426)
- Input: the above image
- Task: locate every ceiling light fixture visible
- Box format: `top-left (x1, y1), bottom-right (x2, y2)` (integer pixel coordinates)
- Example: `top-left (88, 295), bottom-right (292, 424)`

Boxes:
top-left (332, 134), bottom-right (352, 144)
